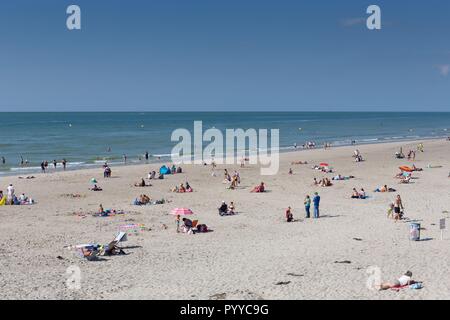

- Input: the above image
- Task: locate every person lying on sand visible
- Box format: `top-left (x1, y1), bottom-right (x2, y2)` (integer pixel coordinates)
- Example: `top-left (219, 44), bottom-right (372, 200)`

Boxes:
top-left (411, 164), bottom-right (422, 171)
top-left (134, 178), bottom-right (151, 187)
top-left (291, 161), bottom-right (308, 165)
top-left (378, 271), bottom-right (419, 290)
top-left (374, 185), bottom-right (396, 192)
top-left (398, 175), bottom-right (411, 184)
top-left (332, 174), bottom-right (355, 181)
top-left (251, 182), bottom-right (265, 193)
top-left (89, 184), bottom-right (103, 191)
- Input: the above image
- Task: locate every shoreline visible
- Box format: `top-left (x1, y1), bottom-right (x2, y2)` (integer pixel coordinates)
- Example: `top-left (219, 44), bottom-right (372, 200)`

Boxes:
top-left (0, 136), bottom-right (446, 179)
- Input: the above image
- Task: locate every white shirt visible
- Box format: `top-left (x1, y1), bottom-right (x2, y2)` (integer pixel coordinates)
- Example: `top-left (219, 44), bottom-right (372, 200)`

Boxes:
top-left (7, 185), bottom-right (14, 196)
top-left (398, 275), bottom-right (411, 286)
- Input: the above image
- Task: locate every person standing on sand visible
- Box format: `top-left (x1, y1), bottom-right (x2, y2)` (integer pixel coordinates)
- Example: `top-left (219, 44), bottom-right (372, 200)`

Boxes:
top-left (313, 192), bottom-right (320, 219)
top-left (7, 184), bottom-right (14, 205)
top-left (304, 195), bottom-right (311, 218)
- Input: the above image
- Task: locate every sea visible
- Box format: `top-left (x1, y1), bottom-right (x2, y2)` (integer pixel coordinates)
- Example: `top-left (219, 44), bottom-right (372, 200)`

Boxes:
top-left (0, 112), bottom-right (449, 176)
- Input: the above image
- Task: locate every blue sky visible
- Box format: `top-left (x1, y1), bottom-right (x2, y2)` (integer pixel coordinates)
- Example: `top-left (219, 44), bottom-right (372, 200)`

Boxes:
top-left (0, 0), bottom-right (449, 111)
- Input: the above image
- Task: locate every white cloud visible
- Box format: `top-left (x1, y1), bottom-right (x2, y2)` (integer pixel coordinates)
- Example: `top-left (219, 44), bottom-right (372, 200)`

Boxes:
top-left (437, 65), bottom-right (450, 76)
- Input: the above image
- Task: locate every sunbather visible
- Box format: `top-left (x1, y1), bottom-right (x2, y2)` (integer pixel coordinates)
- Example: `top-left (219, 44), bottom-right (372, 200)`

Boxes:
top-left (374, 185), bottom-right (396, 192)
top-left (134, 178), bottom-right (148, 187)
top-left (378, 271), bottom-right (418, 290)
top-left (251, 182), bottom-right (265, 193)
top-left (90, 184), bottom-right (103, 191)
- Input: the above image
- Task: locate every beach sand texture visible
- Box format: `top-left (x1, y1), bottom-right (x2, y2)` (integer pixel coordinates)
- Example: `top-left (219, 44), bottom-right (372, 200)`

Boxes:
top-left (0, 139), bottom-right (449, 300)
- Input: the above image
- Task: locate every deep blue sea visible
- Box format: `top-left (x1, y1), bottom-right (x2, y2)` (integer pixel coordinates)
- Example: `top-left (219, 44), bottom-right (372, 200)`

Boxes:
top-left (0, 112), bottom-right (449, 176)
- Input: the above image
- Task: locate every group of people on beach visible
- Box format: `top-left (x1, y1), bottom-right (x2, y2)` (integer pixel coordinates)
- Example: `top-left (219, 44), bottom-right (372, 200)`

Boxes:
top-left (0, 184), bottom-right (34, 205)
top-left (285, 192), bottom-right (321, 222)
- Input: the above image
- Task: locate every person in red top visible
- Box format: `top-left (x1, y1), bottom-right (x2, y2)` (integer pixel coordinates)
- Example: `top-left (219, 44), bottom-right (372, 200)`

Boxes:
top-left (285, 206), bottom-right (293, 222)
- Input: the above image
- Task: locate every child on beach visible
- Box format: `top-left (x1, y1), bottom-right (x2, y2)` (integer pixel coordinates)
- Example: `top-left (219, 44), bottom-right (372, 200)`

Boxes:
top-left (285, 207), bottom-right (293, 222)
top-left (304, 195), bottom-right (311, 218)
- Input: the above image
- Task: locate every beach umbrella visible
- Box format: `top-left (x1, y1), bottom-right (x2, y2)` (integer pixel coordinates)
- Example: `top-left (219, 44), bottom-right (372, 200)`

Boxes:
top-left (90, 178), bottom-right (98, 184)
top-left (320, 162), bottom-right (329, 167)
top-left (170, 208), bottom-right (194, 216)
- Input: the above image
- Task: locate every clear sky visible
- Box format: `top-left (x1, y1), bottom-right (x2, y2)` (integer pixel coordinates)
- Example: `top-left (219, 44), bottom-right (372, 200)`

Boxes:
top-left (0, 0), bottom-right (449, 111)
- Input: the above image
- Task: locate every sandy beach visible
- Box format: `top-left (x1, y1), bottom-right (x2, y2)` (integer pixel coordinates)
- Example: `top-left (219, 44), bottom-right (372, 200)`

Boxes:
top-left (1, 139), bottom-right (449, 300)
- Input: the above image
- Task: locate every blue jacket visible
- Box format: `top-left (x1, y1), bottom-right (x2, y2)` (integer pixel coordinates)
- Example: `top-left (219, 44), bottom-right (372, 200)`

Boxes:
top-left (313, 195), bottom-right (320, 207)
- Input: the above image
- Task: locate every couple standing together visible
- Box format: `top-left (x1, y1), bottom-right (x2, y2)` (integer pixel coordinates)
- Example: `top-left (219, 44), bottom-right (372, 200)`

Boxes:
top-left (304, 192), bottom-right (320, 219)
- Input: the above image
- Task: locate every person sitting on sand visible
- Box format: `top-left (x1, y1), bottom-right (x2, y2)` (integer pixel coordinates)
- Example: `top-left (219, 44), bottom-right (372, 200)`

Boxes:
top-left (351, 188), bottom-right (360, 199)
top-left (251, 182), bottom-right (265, 193)
top-left (359, 188), bottom-right (366, 199)
top-left (228, 201), bottom-right (236, 215)
top-left (178, 183), bottom-right (186, 193)
top-left (313, 178), bottom-right (319, 186)
top-left (320, 178), bottom-right (332, 187)
top-left (148, 171), bottom-right (156, 180)
top-left (285, 206), bottom-right (294, 222)
top-left (134, 178), bottom-right (147, 187)
top-left (378, 271), bottom-right (419, 290)
top-left (185, 182), bottom-right (193, 192)
top-left (98, 204), bottom-right (105, 214)
top-left (288, 168), bottom-right (293, 175)
top-left (182, 218), bottom-right (193, 233)
top-left (218, 201), bottom-right (228, 216)
top-left (139, 194), bottom-right (151, 205)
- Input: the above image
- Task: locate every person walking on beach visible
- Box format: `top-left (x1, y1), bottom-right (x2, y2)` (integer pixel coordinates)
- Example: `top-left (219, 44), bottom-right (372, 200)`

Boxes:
top-left (393, 194), bottom-right (404, 221)
top-left (145, 151), bottom-right (149, 161)
top-left (123, 154), bottom-right (127, 163)
top-left (62, 159), bottom-right (67, 170)
top-left (40, 161), bottom-right (46, 173)
top-left (53, 159), bottom-right (57, 169)
top-left (313, 192), bottom-right (321, 219)
top-left (304, 195), bottom-right (311, 218)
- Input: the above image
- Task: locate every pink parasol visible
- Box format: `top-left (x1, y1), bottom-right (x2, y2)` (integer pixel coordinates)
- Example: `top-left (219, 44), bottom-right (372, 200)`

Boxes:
top-left (170, 208), bottom-right (194, 216)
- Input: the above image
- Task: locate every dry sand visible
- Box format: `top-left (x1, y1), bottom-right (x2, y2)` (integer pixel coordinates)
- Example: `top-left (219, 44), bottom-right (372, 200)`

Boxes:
top-left (0, 139), bottom-right (449, 300)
